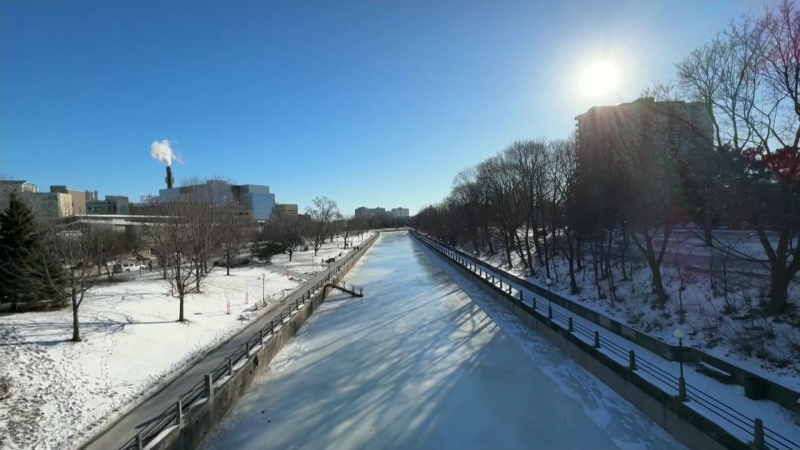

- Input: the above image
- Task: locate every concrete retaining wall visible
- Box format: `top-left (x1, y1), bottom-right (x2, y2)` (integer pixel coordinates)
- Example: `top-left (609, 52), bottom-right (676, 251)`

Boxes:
top-left (149, 233), bottom-right (380, 450)
top-left (412, 233), bottom-right (747, 450)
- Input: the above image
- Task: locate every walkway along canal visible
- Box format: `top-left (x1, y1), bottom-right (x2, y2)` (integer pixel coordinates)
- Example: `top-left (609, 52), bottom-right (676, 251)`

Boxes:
top-left (201, 231), bottom-right (684, 450)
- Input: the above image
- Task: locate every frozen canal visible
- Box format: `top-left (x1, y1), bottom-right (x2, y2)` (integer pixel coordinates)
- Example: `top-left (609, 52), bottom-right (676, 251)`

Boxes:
top-left (203, 232), bottom-right (684, 450)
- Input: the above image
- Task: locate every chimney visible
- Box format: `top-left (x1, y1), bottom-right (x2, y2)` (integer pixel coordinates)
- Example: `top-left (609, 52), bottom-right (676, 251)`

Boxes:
top-left (165, 166), bottom-right (174, 189)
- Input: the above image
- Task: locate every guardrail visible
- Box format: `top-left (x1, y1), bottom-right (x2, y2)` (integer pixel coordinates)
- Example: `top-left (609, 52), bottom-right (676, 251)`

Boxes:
top-left (115, 234), bottom-right (379, 450)
top-left (412, 231), bottom-right (799, 450)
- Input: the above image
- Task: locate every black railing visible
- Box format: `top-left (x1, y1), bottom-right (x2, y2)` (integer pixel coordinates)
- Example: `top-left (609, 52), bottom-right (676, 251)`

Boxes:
top-left (115, 234), bottom-right (378, 450)
top-left (412, 231), bottom-right (799, 450)
top-left (326, 280), bottom-right (364, 297)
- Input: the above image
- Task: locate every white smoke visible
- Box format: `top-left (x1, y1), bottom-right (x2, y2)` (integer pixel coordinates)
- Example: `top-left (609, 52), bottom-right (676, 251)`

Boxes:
top-left (150, 139), bottom-right (182, 166)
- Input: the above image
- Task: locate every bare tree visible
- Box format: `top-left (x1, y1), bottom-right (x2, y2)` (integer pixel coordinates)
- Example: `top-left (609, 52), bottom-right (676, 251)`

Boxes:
top-left (142, 177), bottom-right (227, 322)
top-left (340, 215), bottom-right (355, 248)
top-left (305, 196), bottom-right (339, 256)
top-left (94, 227), bottom-right (124, 280)
top-left (617, 98), bottom-right (690, 305)
top-left (144, 202), bottom-right (196, 322)
top-left (218, 204), bottom-right (249, 275)
top-left (675, 2), bottom-right (800, 312)
top-left (42, 224), bottom-right (109, 341)
top-left (261, 208), bottom-right (305, 261)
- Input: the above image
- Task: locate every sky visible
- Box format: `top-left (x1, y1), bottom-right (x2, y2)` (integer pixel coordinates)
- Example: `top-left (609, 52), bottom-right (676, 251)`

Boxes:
top-left (0, 0), bottom-right (762, 216)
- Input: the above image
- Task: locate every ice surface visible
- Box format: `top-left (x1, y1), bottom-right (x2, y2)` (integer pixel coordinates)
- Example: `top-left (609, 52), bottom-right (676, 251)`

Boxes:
top-left (202, 232), bottom-right (684, 450)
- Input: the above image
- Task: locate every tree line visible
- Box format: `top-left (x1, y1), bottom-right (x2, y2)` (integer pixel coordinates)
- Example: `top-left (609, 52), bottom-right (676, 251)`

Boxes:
top-left (412, 1), bottom-right (800, 315)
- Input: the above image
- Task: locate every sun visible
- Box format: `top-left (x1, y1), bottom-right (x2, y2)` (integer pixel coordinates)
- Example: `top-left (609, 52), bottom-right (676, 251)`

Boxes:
top-left (579, 61), bottom-right (618, 96)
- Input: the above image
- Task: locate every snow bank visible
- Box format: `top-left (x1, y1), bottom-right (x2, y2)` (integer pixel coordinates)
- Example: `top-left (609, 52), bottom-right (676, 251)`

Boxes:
top-left (464, 238), bottom-right (800, 391)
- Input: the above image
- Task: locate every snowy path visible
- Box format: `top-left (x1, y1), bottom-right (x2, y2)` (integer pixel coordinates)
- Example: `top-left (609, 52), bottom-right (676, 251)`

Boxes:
top-left (202, 232), bottom-right (683, 450)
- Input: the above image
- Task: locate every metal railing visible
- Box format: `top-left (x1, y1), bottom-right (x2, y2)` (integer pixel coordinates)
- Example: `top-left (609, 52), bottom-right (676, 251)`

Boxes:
top-left (327, 280), bottom-right (364, 296)
top-left (115, 234), bottom-right (378, 450)
top-left (412, 231), bottom-right (799, 450)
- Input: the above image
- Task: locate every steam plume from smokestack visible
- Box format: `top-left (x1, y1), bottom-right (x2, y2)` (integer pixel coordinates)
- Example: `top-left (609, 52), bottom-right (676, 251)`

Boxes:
top-left (150, 139), bottom-right (181, 166)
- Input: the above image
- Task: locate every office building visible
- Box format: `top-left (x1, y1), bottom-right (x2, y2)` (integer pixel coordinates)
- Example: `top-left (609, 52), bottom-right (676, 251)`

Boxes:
top-left (50, 186), bottom-right (88, 215)
top-left (28, 192), bottom-right (74, 218)
top-left (158, 180), bottom-right (276, 221)
top-left (0, 181), bottom-right (76, 218)
top-left (275, 203), bottom-right (299, 217)
top-left (86, 195), bottom-right (130, 215)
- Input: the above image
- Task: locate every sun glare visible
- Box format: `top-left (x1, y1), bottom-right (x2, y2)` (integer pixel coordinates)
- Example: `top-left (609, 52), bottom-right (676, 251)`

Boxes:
top-left (579, 61), bottom-right (618, 96)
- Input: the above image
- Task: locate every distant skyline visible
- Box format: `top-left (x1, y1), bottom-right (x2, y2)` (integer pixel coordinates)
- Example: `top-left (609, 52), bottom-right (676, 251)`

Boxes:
top-left (0, 0), bottom-right (759, 215)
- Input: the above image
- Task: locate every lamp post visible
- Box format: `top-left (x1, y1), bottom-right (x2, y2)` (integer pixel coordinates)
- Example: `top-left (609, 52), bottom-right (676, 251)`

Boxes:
top-left (674, 328), bottom-right (687, 401)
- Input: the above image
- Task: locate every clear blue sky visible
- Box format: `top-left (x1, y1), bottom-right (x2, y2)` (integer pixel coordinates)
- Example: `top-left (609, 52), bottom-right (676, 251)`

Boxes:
top-left (0, 0), bottom-right (758, 215)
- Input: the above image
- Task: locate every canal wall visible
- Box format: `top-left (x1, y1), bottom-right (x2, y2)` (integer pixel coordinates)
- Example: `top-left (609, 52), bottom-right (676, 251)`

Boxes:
top-left (148, 233), bottom-right (381, 450)
top-left (411, 232), bottom-right (735, 450)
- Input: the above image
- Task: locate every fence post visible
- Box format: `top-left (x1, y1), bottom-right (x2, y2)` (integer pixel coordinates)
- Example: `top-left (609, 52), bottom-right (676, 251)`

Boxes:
top-left (205, 374), bottom-right (214, 401)
top-left (532, 296), bottom-right (537, 310)
top-left (753, 418), bottom-right (765, 449)
top-left (246, 341), bottom-right (250, 356)
top-left (568, 317), bottom-right (573, 332)
top-left (629, 350), bottom-right (636, 371)
top-left (136, 432), bottom-right (143, 450)
top-left (519, 291), bottom-right (523, 303)
top-left (228, 356), bottom-right (233, 375)
top-left (594, 331), bottom-right (600, 348)
top-left (260, 329), bottom-right (264, 343)
top-left (678, 376), bottom-right (687, 402)
top-left (177, 400), bottom-right (184, 429)
top-left (548, 305), bottom-right (552, 320)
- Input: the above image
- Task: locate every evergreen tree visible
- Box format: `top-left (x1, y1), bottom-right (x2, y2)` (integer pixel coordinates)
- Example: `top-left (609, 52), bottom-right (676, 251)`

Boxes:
top-left (0, 193), bottom-right (66, 305)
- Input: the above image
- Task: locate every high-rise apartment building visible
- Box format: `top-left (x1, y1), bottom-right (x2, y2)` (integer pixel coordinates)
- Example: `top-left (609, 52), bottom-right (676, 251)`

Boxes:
top-left (355, 206), bottom-right (387, 217)
top-left (391, 208), bottom-right (410, 218)
top-left (574, 97), bottom-right (713, 171)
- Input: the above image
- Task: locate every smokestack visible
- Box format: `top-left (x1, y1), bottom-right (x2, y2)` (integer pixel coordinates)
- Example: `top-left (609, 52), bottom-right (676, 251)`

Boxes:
top-left (165, 166), bottom-right (174, 189)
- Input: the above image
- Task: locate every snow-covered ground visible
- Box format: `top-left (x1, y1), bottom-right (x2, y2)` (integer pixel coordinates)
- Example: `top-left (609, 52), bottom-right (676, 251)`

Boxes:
top-left (458, 236), bottom-right (800, 392)
top-left (203, 232), bottom-right (685, 450)
top-left (269, 232), bottom-right (374, 275)
top-left (0, 236), bottom-right (364, 450)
